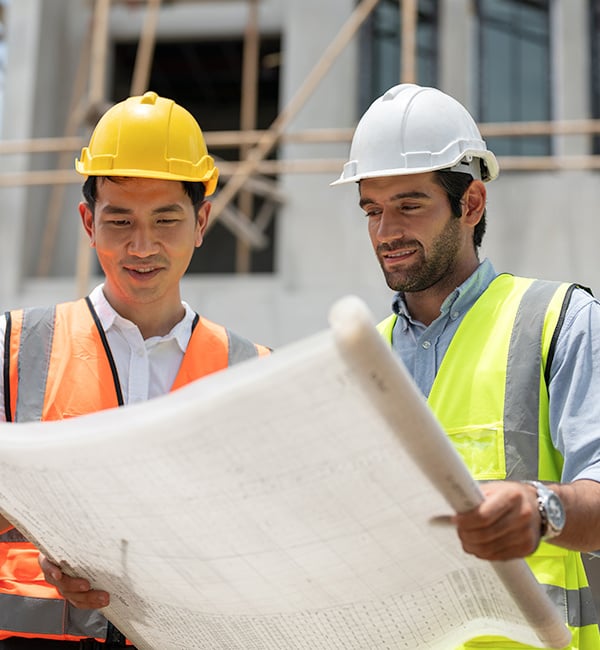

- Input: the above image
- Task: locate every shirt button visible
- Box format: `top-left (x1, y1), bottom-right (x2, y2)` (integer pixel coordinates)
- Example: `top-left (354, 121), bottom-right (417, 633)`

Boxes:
top-left (422, 340), bottom-right (431, 349)
top-left (450, 311), bottom-right (459, 320)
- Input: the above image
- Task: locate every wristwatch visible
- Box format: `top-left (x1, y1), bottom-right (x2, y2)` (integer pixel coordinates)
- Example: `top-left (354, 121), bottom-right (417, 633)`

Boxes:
top-left (524, 480), bottom-right (566, 541)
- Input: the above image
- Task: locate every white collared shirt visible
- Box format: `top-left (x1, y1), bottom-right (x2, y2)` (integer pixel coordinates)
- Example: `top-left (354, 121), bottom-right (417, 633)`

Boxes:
top-left (0, 284), bottom-right (197, 420)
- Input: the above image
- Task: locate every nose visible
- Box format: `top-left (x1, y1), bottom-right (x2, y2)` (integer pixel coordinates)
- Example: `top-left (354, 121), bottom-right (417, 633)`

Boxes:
top-left (128, 226), bottom-right (159, 257)
top-left (373, 206), bottom-right (404, 243)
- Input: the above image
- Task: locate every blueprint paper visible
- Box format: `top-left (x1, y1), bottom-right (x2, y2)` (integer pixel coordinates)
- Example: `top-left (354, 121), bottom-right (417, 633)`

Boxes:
top-left (0, 296), bottom-right (570, 649)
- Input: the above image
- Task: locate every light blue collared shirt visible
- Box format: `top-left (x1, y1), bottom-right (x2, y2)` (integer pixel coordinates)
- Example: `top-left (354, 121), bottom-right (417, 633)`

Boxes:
top-left (390, 258), bottom-right (600, 484)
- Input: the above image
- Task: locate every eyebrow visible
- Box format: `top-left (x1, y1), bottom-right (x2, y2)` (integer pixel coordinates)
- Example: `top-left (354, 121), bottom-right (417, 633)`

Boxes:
top-left (359, 191), bottom-right (430, 208)
top-left (153, 204), bottom-right (185, 214)
top-left (101, 205), bottom-right (131, 215)
top-left (100, 203), bottom-right (184, 215)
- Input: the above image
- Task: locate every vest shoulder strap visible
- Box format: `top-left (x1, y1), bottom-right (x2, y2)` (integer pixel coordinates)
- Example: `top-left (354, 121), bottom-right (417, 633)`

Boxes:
top-left (172, 316), bottom-right (270, 390)
top-left (5, 299), bottom-right (122, 422)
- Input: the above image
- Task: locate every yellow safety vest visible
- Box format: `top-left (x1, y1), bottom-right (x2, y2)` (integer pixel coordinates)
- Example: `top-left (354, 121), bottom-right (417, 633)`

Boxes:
top-left (378, 274), bottom-right (600, 650)
top-left (0, 297), bottom-right (270, 643)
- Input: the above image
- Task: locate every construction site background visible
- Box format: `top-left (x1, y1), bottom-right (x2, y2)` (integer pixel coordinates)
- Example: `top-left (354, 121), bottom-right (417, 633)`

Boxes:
top-left (2, 0), bottom-right (600, 348)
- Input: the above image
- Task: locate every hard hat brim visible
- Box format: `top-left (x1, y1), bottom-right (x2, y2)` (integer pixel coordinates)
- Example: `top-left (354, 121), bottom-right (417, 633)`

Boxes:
top-left (75, 158), bottom-right (219, 196)
top-left (331, 150), bottom-right (499, 186)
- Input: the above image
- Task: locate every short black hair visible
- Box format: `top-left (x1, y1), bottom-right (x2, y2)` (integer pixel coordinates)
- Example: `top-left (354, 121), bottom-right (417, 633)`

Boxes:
top-left (81, 176), bottom-right (207, 215)
top-left (433, 170), bottom-right (486, 249)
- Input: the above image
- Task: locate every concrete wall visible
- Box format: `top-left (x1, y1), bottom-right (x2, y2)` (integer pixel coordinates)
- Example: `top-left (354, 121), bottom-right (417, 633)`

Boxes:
top-left (484, 171), bottom-right (600, 293)
top-left (0, 0), bottom-right (42, 307)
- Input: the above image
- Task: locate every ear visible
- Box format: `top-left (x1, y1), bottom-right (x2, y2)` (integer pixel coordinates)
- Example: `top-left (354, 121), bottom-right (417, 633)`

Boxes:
top-left (195, 201), bottom-right (211, 248)
top-left (461, 180), bottom-right (487, 227)
top-left (79, 202), bottom-right (96, 246)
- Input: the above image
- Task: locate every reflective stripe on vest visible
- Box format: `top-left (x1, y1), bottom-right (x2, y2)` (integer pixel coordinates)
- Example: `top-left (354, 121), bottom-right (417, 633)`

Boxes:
top-left (1, 298), bottom-right (269, 642)
top-left (0, 529), bottom-right (27, 543)
top-left (545, 583), bottom-right (598, 628)
top-left (14, 306), bottom-right (56, 422)
top-left (377, 275), bottom-right (600, 649)
top-left (229, 327), bottom-right (265, 364)
top-left (0, 593), bottom-right (107, 639)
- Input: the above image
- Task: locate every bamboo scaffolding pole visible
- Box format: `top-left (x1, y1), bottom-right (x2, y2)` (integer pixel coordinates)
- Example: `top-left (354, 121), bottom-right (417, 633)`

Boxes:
top-left (37, 25), bottom-right (93, 277)
top-left (129, 0), bottom-right (161, 95)
top-left (479, 121), bottom-right (600, 137)
top-left (401, 0), bottom-right (417, 83)
top-left (189, 155), bottom-right (600, 174)
top-left (237, 0), bottom-right (260, 273)
top-left (206, 0), bottom-right (383, 228)
top-left (88, 0), bottom-right (112, 107)
top-left (219, 203), bottom-right (268, 249)
top-left (252, 197), bottom-right (277, 235)
top-left (7, 119), bottom-right (600, 156)
top-left (75, 0), bottom-right (114, 297)
top-left (7, 154), bottom-right (600, 190)
top-left (0, 137), bottom-right (86, 154)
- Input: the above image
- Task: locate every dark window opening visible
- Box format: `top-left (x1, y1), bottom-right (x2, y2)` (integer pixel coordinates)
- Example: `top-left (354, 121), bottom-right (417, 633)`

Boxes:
top-left (112, 37), bottom-right (281, 274)
top-left (359, 0), bottom-right (439, 113)
top-left (477, 0), bottom-right (551, 156)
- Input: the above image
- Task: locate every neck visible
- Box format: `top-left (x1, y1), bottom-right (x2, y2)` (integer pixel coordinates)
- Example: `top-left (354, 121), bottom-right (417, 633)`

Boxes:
top-left (133, 306), bottom-right (186, 338)
top-left (404, 290), bottom-right (446, 327)
top-left (102, 288), bottom-right (186, 339)
top-left (403, 258), bottom-right (480, 327)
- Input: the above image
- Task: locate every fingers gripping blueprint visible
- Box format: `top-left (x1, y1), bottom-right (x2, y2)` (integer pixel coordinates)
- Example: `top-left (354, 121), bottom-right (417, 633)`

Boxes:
top-left (0, 297), bottom-right (571, 649)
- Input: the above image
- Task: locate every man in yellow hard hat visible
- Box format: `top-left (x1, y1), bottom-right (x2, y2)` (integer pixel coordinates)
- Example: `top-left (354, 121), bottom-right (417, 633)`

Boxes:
top-left (333, 83), bottom-right (600, 649)
top-left (0, 91), bottom-right (270, 649)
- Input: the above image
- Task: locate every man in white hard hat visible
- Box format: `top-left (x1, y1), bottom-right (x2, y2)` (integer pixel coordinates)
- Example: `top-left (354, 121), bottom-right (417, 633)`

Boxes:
top-left (0, 92), bottom-right (270, 649)
top-left (333, 83), bottom-right (600, 650)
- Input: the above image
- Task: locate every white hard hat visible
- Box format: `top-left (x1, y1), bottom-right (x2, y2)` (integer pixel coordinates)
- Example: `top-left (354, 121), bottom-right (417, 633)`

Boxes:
top-left (332, 83), bottom-right (499, 185)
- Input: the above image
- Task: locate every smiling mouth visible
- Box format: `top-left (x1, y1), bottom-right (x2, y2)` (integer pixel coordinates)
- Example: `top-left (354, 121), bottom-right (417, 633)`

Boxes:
top-left (383, 249), bottom-right (417, 263)
top-left (385, 250), bottom-right (414, 258)
top-left (125, 266), bottom-right (161, 277)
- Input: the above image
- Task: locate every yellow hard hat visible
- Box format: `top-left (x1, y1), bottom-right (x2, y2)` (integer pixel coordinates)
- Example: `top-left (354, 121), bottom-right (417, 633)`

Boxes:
top-left (75, 91), bottom-right (219, 196)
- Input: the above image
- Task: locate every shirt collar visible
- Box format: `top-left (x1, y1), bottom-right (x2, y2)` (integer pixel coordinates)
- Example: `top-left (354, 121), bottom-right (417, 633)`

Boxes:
top-left (391, 258), bottom-right (497, 328)
top-left (88, 284), bottom-right (196, 353)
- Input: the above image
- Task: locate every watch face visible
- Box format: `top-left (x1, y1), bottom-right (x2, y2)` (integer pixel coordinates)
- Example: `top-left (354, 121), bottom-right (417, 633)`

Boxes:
top-left (546, 493), bottom-right (566, 531)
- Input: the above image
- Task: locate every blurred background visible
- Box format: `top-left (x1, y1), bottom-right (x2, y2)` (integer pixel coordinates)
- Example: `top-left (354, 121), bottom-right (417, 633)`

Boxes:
top-left (1, 0), bottom-right (599, 347)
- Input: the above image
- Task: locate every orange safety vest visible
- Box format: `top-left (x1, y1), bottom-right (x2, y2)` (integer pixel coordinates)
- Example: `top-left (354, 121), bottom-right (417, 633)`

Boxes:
top-left (0, 297), bottom-right (270, 643)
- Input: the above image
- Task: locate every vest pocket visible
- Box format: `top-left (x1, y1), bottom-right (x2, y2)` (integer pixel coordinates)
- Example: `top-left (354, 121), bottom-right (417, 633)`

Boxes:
top-left (445, 424), bottom-right (506, 480)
